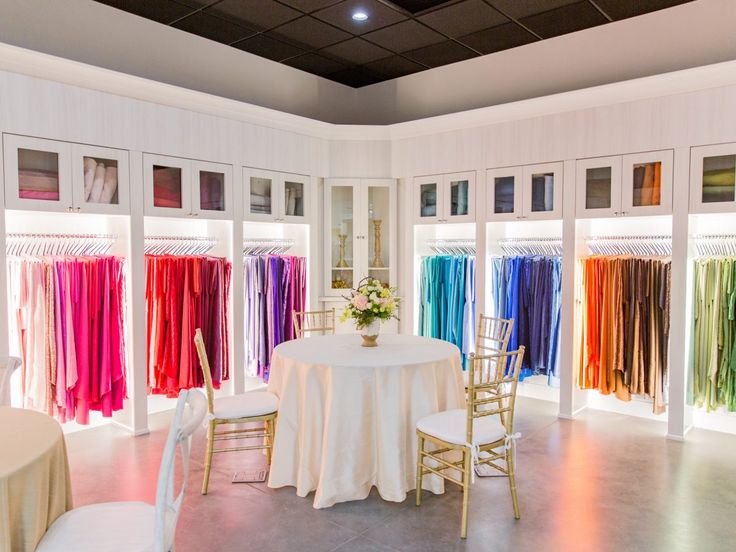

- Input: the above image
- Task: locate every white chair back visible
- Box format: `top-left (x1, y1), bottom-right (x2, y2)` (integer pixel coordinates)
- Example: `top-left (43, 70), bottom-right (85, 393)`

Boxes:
top-left (153, 389), bottom-right (207, 552)
top-left (0, 357), bottom-right (21, 406)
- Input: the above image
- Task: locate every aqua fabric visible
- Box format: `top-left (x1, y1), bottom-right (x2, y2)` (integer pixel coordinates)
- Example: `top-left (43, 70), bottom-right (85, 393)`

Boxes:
top-left (418, 255), bottom-right (476, 368)
top-left (490, 255), bottom-right (562, 382)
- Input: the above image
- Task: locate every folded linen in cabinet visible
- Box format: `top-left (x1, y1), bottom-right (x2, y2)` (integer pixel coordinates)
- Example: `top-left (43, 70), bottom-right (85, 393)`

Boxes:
top-left (99, 166), bottom-right (118, 204)
top-left (83, 157), bottom-right (98, 200)
top-left (88, 163), bottom-right (106, 203)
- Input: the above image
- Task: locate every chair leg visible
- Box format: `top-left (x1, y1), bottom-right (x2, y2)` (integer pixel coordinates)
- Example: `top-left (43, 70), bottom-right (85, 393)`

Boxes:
top-left (266, 419), bottom-right (274, 465)
top-left (507, 449), bottom-right (520, 519)
top-left (415, 434), bottom-right (424, 507)
top-left (461, 448), bottom-right (471, 539)
top-left (202, 420), bottom-right (215, 495)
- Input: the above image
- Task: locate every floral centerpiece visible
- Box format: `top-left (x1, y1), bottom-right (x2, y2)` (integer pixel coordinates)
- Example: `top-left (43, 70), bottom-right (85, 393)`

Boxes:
top-left (340, 277), bottom-right (400, 347)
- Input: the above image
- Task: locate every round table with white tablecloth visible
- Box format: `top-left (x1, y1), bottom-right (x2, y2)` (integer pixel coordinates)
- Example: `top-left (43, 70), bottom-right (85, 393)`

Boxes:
top-left (0, 407), bottom-right (72, 552)
top-left (267, 333), bottom-right (465, 508)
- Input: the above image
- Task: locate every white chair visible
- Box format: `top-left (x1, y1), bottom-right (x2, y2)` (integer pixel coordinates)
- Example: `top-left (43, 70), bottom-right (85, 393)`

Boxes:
top-left (416, 348), bottom-right (525, 539)
top-left (194, 328), bottom-right (278, 495)
top-left (0, 356), bottom-right (21, 406)
top-left (36, 389), bottom-right (207, 552)
top-left (463, 315), bottom-right (514, 388)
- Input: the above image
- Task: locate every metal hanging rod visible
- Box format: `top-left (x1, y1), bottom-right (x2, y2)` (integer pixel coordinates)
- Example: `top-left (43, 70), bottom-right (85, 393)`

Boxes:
top-left (586, 234), bottom-right (672, 256)
top-left (6, 232), bottom-right (116, 256)
top-left (498, 237), bottom-right (563, 256)
top-left (693, 234), bottom-right (736, 256)
top-left (243, 238), bottom-right (295, 256)
top-left (427, 239), bottom-right (476, 255)
top-left (144, 235), bottom-right (217, 256)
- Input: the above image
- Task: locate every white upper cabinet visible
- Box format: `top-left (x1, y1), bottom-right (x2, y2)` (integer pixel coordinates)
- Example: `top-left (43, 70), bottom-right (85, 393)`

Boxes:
top-left (620, 150), bottom-right (673, 217)
top-left (576, 150), bottom-right (673, 218)
top-left (144, 154), bottom-right (232, 219)
top-left (413, 171), bottom-right (475, 224)
top-left (244, 168), bottom-right (310, 223)
top-left (487, 162), bottom-right (563, 221)
top-left (576, 155), bottom-right (622, 219)
top-left (324, 178), bottom-right (396, 297)
top-left (3, 134), bottom-right (129, 214)
top-left (192, 160), bottom-right (232, 220)
top-left (690, 143), bottom-right (736, 214)
top-left (486, 166), bottom-right (522, 221)
top-left (71, 144), bottom-right (130, 215)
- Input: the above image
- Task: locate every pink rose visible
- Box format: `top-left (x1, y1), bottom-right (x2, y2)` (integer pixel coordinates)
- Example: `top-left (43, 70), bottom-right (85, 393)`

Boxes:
top-left (352, 295), bottom-right (369, 311)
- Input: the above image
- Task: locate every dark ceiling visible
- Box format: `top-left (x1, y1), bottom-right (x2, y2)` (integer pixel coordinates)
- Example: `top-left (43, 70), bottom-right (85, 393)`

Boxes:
top-left (95, 0), bottom-right (694, 88)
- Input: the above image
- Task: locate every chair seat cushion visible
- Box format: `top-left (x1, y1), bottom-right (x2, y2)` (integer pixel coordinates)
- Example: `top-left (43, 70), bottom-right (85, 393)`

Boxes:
top-left (417, 409), bottom-right (506, 446)
top-left (212, 391), bottom-right (278, 420)
top-left (36, 502), bottom-right (156, 552)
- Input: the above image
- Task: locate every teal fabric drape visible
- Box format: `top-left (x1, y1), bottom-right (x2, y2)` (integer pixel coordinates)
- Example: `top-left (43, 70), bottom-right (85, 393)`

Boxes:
top-left (418, 255), bottom-right (475, 368)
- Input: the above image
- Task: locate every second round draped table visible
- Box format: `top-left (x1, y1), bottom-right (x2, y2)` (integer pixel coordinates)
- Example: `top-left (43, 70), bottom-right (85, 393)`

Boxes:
top-left (267, 333), bottom-right (465, 508)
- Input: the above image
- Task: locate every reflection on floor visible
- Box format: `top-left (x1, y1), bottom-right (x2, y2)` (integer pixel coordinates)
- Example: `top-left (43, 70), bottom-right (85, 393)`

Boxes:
top-left (64, 397), bottom-right (736, 552)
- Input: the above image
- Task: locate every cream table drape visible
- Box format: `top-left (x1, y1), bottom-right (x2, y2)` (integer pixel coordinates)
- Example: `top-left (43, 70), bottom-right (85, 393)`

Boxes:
top-left (267, 334), bottom-right (465, 508)
top-left (0, 407), bottom-right (72, 552)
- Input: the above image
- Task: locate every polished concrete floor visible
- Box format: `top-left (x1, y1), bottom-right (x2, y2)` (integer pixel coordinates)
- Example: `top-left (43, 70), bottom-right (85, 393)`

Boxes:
top-left (64, 397), bottom-right (736, 552)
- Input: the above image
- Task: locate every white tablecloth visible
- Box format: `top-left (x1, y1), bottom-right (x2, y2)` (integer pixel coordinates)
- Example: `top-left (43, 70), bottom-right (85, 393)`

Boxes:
top-left (267, 334), bottom-right (465, 508)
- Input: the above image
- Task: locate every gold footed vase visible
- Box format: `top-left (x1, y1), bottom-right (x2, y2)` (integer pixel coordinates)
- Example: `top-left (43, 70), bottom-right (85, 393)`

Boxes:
top-left (360, 319), bottom-right (380, 347)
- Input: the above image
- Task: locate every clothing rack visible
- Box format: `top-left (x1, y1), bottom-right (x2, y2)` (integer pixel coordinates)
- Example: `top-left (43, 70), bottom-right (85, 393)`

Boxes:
top-left (586, 235), bottom-right (672, 256)
top-left (498, 237), bottom-right (563, 256)
top-left (243, 238), bottom-right (294, 256)
top-left (693, 234), bottom-right (736, 256)
top-left (427, 239), bottom-right (476, 255)
top-left (6, 232), bottom-right (116, 256)
top-left (144, 235), bottom-right (217, 255)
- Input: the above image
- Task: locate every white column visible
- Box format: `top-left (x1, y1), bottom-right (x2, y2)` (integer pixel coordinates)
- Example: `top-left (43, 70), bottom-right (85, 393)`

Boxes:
top-left (231, 165), bottom-right (244, 395)
top-left (667, 147), bottom-right (692, 440)
top-left (559, 159), bottom-right (587, 419)
top-left (123, 151), bottom-right (149, 435)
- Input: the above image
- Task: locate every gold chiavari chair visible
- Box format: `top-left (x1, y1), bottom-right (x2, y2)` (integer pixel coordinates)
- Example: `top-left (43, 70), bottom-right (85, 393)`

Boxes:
top-left (416, 347), bottom-right (525, 538)
top-left (463, 315), bottom-right (514, 388)
top-left (194, 328), bottom-right (278, 495)
top-left (293, 308), bottom-right (336, 338)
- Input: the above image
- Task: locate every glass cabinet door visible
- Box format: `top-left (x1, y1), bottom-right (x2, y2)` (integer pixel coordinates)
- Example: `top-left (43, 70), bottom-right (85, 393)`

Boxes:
top-left (575, 156), bottom-right (621, 218)
top-left (244, 169), bottom-right (276, 221)
top-left (3, 134), bottom-right (72, 212)
top-left (522, 162), bottom-right (563, 220)
top-left (143, 154), bottom-right (191, 217)
top-left (367, 183), bottom-right (391, 288)
top-left (621, 150), bottom-right (673, 216)
top-left (281, 174), bottom-right (309, 222)
top-left (71, 144), bottom-right (130, 215)
top-left (329, 183), bottom-right (355, 291)
top-left (192, 161), bottom-right (231, 219)
top-left (444, 171), bottom-right (475, 222)
top-left (690, 144), bottom-right (736, 214)
top-left (414, 175), bottom-right (442, 224)
top-left (487, 167), bottom-right (522, 221)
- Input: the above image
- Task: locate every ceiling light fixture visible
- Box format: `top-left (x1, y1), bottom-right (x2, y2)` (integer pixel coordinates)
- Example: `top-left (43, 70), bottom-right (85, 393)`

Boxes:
top-left (351, 11), bottom-right (369, 21)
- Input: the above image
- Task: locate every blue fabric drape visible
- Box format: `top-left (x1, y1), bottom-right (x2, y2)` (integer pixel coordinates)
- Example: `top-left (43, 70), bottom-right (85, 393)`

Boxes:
top-left (418, 255), bottom-right (476, 368)
top-left (489, 255), bottom-right (562, 382)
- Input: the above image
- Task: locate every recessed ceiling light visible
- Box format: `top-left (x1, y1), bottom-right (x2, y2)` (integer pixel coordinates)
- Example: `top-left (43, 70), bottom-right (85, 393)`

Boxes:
top-left (352, 11), bottom-right (368, 21)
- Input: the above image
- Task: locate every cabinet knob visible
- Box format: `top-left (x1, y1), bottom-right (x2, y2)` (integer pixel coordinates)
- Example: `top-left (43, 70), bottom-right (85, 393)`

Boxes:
top-left (67, 206), bottom-right (73, 212)
top-left (192, 212), bottom-right (199, 217)
top-left (76, 207), bottom-right (81, 212)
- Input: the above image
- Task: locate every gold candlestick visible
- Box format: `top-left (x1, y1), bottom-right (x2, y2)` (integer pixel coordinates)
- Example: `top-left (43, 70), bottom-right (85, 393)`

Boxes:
top-left (371, 219), bottom-right (384, 268)
top-left (336, 233), bottom-right (349, 268)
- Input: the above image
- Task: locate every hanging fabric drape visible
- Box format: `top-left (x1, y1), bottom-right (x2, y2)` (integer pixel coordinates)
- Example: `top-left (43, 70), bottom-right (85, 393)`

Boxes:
top-left (418, 255), bottom-right (476, 368)
top-left (489, 255), bottom-right (562, 382)
top-left (578, 256), bottom-right (671, 414)
top-left (7, 255), bottom-right (127, 424)
top-left (244, 255), bottom-right (307, 381)
top-left (690, 257), bottom-right (736, 411)
top-left (146, 255), bottom-right (231, 397)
